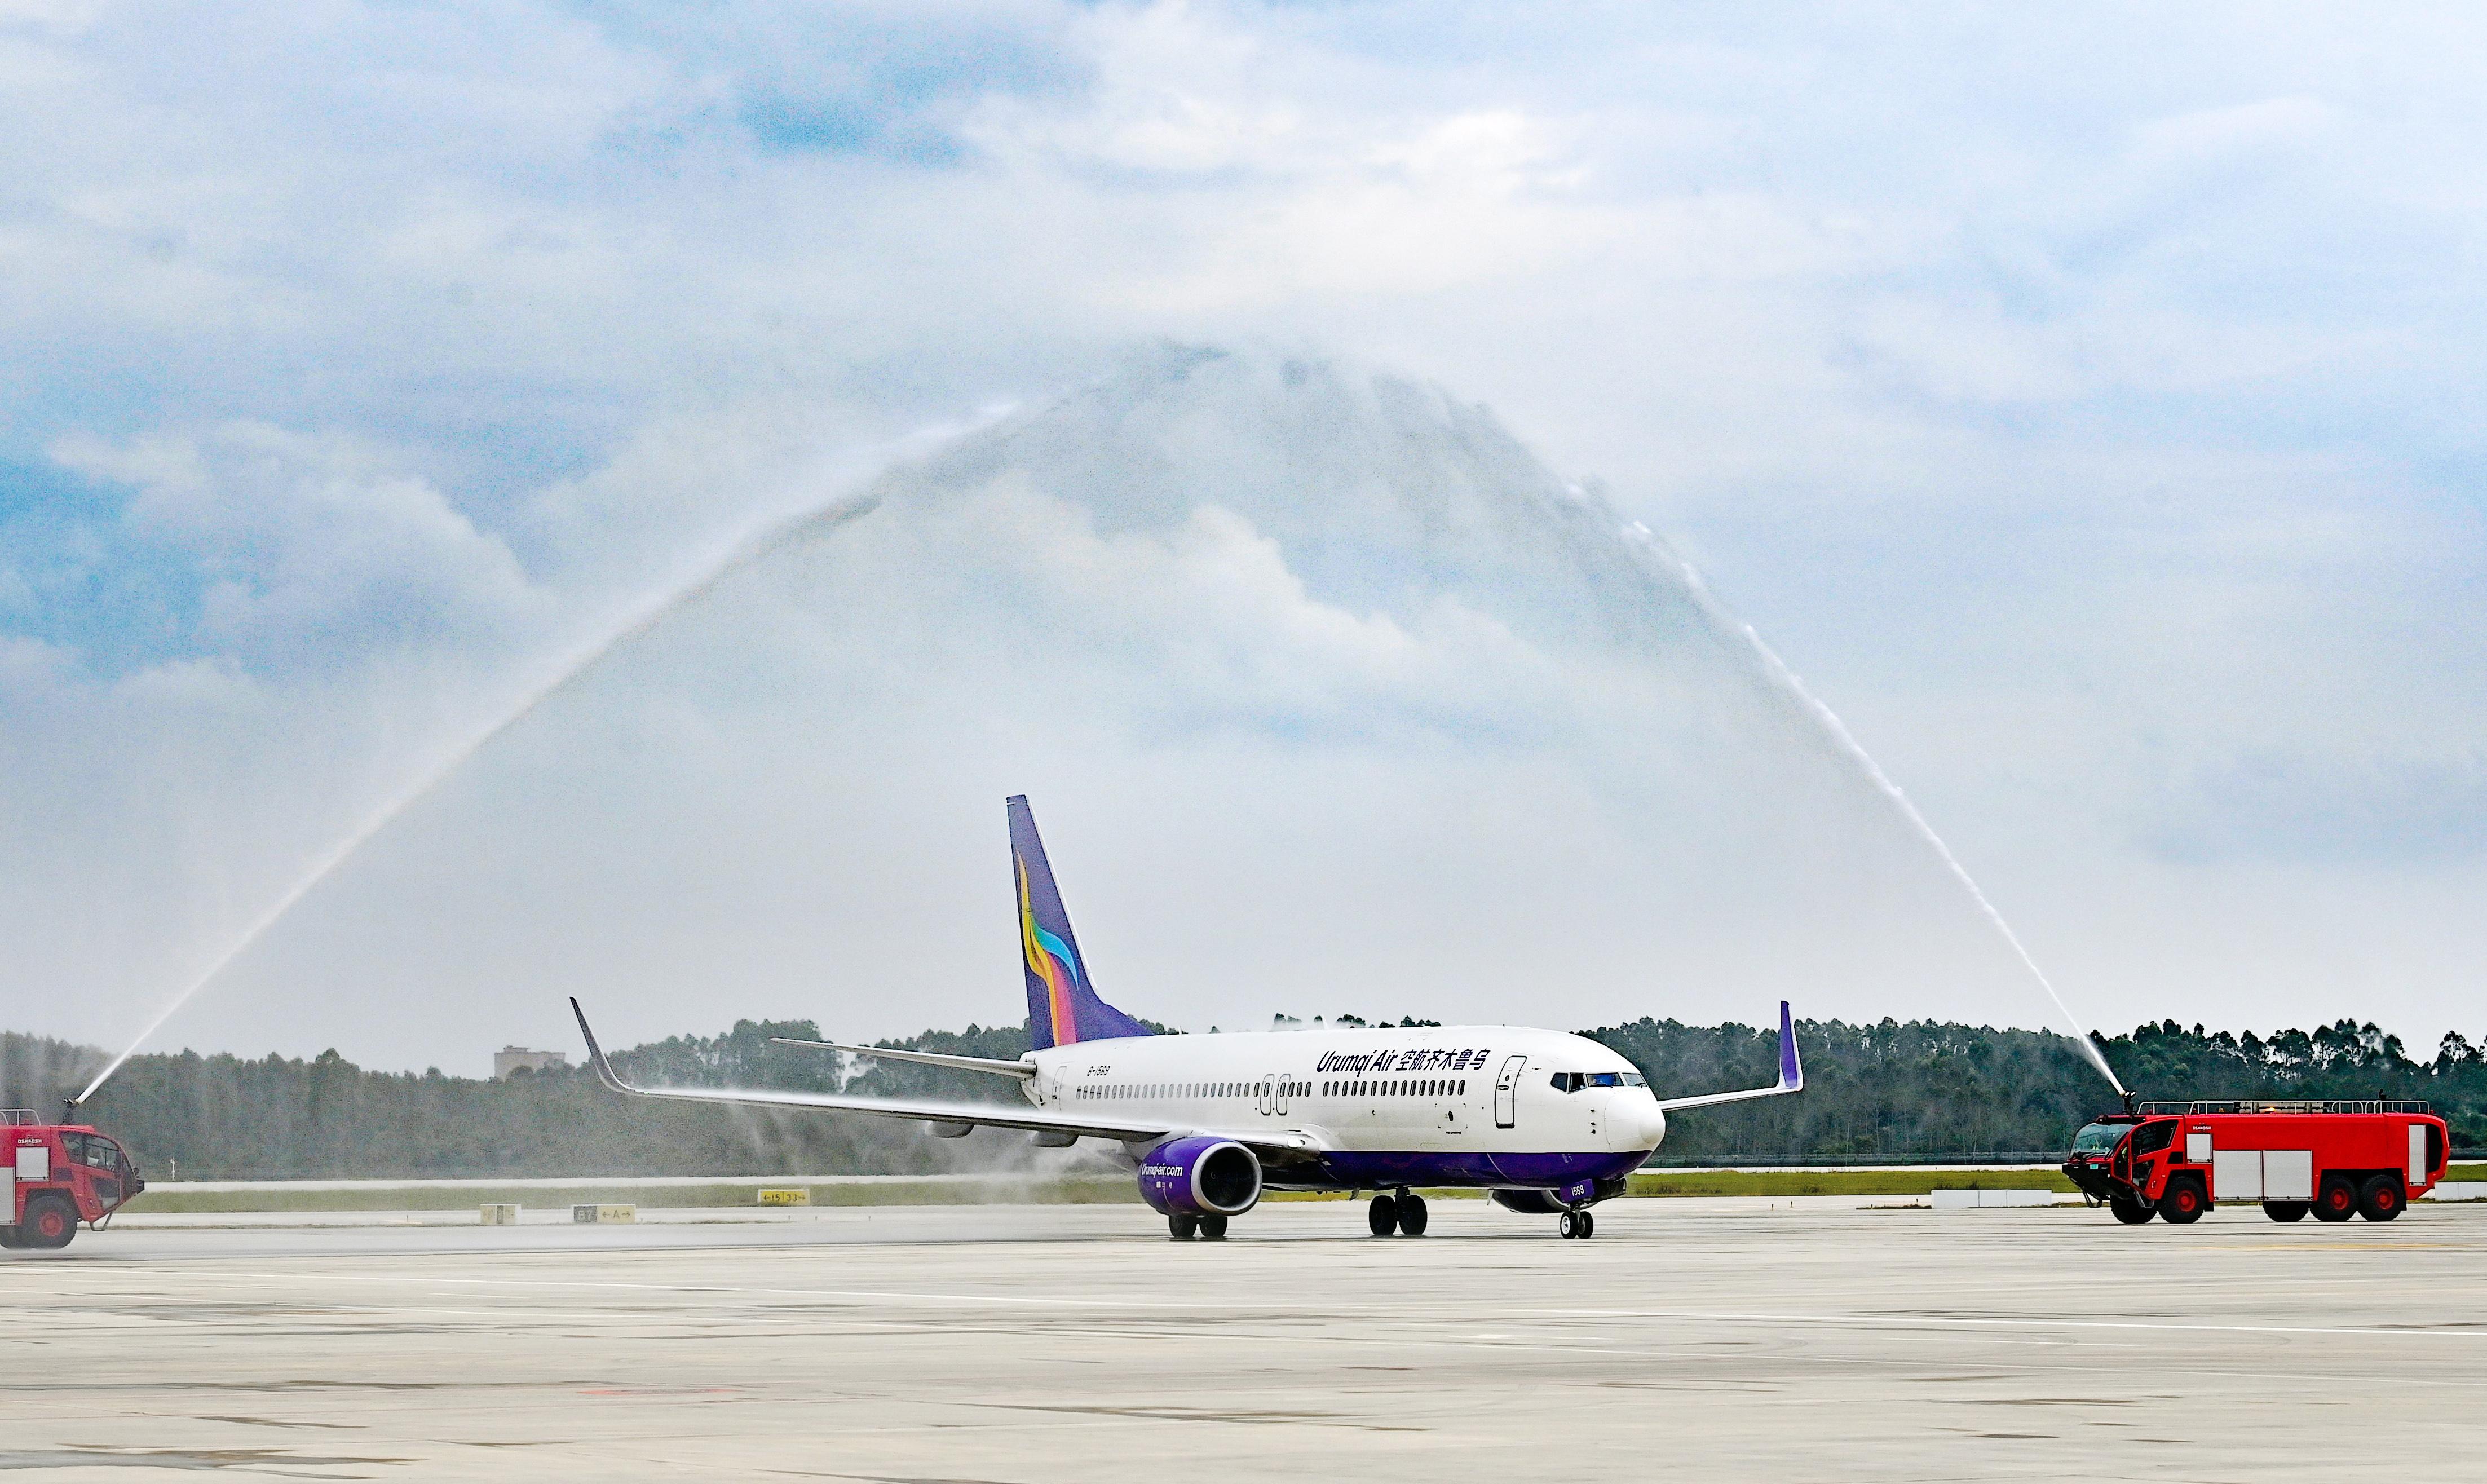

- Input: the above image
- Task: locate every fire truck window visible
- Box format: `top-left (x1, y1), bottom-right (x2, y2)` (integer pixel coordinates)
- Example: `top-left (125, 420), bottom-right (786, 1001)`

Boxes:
top-left (2428, 1125), bottom-right (2446, 1172)
top-left (2070, 1123), bottom-right (2130, 1153)
top-left (2130, 1120), bottom-right (2176, 1155)
top-left (59, 1132), bottom-right (117, 1169)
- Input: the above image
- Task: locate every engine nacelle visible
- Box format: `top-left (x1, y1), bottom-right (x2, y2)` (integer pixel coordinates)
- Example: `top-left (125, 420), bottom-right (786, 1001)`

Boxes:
top-left (1136, 1137), bottom-right (1262, 1217)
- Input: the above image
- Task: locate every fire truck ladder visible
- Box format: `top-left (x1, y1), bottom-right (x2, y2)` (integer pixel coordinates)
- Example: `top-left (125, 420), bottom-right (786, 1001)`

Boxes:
top-left (2137, 1099), bottom-right (2433, 1116)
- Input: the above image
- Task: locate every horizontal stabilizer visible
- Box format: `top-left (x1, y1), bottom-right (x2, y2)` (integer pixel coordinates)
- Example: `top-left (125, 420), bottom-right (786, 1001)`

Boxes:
top-left (1654, 1001), bottom-right (1806, 1112)
top-left (770, 1037), bottom-right (1036, 1080)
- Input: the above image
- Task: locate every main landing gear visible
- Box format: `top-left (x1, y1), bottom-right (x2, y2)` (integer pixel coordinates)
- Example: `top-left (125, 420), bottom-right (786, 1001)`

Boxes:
top-left (1167, 1213), bottom-right (1230, 1240)
top-left (1557, 1208), bottom-right (1596, 1240)
top-left (1368, 1190), bottom-right (1428, 1236)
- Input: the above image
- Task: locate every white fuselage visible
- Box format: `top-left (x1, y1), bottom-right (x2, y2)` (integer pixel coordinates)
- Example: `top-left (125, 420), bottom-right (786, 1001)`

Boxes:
top-left (1019, 1024), bottom-right (1667, 1161)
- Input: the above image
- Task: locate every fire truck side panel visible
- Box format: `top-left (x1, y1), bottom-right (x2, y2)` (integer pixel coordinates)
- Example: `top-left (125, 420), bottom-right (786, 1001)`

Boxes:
top-left (11, 1137), bottom-right (48, 1222)
top-left (2264, 1149), bottom-right (2314, 1201)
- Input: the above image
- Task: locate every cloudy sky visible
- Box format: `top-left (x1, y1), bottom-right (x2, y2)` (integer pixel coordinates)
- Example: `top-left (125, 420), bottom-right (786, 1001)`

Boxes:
top-left (3, 2), bottom-right (2481, 1077)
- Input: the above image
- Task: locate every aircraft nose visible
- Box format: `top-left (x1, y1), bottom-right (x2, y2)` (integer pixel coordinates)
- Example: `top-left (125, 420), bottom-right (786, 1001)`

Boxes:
top-left (1622, 1097), bottom-right (1667, 1150)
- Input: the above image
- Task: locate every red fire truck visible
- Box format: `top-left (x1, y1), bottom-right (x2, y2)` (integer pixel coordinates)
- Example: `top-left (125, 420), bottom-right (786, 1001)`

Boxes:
top-left (2, 1110), bottom-right (146, 1249)
top-left (2063, 1099), bottom-right (2449, 1225)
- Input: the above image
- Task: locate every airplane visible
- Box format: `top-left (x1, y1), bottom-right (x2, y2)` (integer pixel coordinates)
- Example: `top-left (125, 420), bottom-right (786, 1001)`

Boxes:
top-left (569, 794), bottom-right (1804, 1240)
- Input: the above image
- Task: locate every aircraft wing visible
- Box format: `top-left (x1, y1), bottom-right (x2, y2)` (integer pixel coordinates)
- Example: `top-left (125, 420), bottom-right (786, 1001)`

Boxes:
top-left (1653, 1000), bottom-right (1805, 1112)
top-left (571, 1000), bottom-right (1167, 1142)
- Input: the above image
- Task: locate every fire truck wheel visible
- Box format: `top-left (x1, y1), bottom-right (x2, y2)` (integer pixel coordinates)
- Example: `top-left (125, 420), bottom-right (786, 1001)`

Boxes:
top-left (22, 1196), bottom-right (77, 1249)
top-left (2313, 1176), bottom-right (2358, 1222)
top-left (2109, 1199), bottom-right (2153, 1225)
top-left (0, 1226), bottom-right (21, 1249)
top-left (2158, 1178), bottom-right (2206, 1225)
top-left (2263, 1202), bottom-right (2310, 1222)
top-left (2357, 1176), bottom-right (2405, 1222)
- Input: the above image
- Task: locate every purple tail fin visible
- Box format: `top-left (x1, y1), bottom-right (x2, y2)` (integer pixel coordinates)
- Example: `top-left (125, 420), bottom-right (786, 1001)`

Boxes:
top-left (1010, 796), bottom-right (1153, 1050)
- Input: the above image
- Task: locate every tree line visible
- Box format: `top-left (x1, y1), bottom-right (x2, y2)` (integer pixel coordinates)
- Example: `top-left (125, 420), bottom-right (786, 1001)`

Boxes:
top-left (2, 1013), bottom-right (2478, 1180)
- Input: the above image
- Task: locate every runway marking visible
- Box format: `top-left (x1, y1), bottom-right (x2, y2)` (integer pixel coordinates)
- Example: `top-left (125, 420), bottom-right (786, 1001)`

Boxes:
top-left (2188, 1243), bottom-right (2476, 1251)
top-left (151, 1268), bottom-right (2487, 1345)
top-left (1535, 1307), bottom-right (2487, 1344)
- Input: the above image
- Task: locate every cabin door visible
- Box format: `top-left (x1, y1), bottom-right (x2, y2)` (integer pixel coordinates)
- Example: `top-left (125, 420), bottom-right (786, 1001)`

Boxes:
top-left (1493, 1055), bottom-right (1526, 1129)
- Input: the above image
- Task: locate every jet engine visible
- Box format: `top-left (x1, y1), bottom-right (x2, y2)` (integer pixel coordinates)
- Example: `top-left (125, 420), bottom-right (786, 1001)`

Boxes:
top-left (1136, 1137), bottom-right (1262, 1218)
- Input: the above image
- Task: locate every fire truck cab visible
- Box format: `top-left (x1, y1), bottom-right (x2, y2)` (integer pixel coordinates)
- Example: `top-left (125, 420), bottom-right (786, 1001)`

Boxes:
top-left (2, 1110), bottom-right (145, 1250)
top-left (2064, 1100), bottom-right (2449, 1226)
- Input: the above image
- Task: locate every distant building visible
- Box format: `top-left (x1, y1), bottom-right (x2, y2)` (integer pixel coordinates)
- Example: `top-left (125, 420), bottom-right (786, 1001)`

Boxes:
top-left (493, 1046), bottom-right (570, 1080)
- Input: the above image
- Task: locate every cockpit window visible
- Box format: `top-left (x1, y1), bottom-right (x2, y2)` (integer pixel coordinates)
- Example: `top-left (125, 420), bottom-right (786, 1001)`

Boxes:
top-left (1552, 1071), bottom-right (1642, 1093)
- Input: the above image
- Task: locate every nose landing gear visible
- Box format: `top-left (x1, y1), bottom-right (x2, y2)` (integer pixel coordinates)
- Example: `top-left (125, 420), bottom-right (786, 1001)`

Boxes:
top-left (1557, 1208), bottom-right (1596, 1240)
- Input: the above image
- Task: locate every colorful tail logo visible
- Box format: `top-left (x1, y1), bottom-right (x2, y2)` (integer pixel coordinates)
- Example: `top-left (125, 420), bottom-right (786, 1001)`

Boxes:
top-left (1020, 856), bottom-right (1083, 1048)
top-left (1008, 794), bottom-right (1153, 1051)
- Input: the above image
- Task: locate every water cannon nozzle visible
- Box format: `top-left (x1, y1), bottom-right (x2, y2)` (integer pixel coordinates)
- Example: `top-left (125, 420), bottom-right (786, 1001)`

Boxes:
top-left (2120, 1090), bottom-right (2139, 1116)
top-left (61, 1096), bottom-right (79, 1124)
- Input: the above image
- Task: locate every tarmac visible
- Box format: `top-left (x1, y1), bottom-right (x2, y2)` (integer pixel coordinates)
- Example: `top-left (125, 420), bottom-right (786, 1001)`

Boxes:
top-left (5, 1198), bottom-right (2481, 1480)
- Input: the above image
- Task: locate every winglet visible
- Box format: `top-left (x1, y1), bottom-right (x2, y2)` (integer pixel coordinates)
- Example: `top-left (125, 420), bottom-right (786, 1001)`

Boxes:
top-left (1651, 1000), bottom-right (1808, 1114)
top-left (570, 997), bottom-right (640, 1095)
top-left (1777, 1000), bottom-right (1804, 1092)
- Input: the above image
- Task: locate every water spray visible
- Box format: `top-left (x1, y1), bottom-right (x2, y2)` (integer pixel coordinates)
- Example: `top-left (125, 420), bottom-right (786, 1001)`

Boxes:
top-left (72, 493), bottom-right (883, 1109)
top-left (1623, 525), bottom-right (2127, 1096)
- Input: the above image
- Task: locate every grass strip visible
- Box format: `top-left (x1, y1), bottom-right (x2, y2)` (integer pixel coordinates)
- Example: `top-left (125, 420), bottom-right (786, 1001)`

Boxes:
top-left (122, 1162), bottom-right (2487, 1214)
top-left (126, 1177), bottom-right (1141, 1213)
top-left (1628, 1168), bottom-right (2075, 1198)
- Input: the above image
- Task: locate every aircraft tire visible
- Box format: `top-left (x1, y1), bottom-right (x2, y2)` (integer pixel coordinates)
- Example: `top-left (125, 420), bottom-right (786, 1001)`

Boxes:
top-left (1167, 1213), bottom-right (1199, 1241)
top-left (1368, 1194), bottom-right (1398, 1236)
top-left (1578, 1210), bottom-right (1595, 1239)
top-left (1198, 1214), bottom-right (1229, 1240)
top-left (1557, 1209), bottom-right (1581, 1240)
top-left (2263, 1202), bottom-right (2309, 1222)
top-left (1397, 1195), bottom-right (1428, 1236)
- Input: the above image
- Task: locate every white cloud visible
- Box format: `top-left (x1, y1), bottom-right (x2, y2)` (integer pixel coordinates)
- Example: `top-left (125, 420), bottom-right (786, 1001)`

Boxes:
top-left (51, 422), bottom-right (541, 668)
